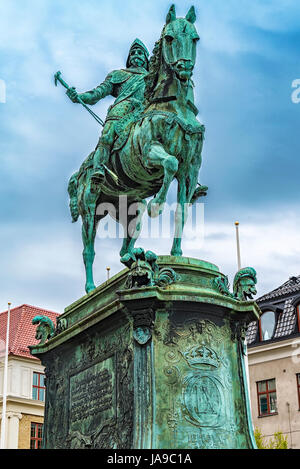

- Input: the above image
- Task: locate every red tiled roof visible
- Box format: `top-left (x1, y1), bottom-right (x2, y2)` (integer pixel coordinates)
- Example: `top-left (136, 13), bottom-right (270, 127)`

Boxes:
top-left (0, 304), bottom-right (60, 360)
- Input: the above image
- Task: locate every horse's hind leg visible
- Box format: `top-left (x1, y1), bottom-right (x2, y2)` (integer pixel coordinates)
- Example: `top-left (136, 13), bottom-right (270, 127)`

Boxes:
top-left (171, 178), bottom-right (188, 257)
top-left (82, 219), bottom-right (97, 293)
top-left (115, 198), bottom-right (146, 258)
top-left (144, 142), bottom-right (178, 218)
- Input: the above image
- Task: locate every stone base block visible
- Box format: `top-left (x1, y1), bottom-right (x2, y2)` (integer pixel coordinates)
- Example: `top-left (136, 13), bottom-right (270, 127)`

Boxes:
top-left (30, 256), bottom-right (260, 449)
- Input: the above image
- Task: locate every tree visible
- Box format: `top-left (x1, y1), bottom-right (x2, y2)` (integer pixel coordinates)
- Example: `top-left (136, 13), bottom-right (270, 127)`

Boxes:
top-left (254, 427), bottom-right (288, 449)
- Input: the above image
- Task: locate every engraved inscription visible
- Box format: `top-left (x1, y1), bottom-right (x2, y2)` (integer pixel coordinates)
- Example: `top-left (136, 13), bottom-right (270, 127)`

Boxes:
top-left (71, 369), bottom-right (112, 422)
top-left (69, 356), bottom-right (115, 434)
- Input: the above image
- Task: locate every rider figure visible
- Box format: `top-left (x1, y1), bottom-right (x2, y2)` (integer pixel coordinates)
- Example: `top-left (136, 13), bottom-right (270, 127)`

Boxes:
top-left (67, 38), bottom-right (149, 183)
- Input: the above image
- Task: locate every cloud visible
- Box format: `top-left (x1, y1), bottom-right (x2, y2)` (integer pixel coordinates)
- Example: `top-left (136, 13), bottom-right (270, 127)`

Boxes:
top-left (0, 0), bottom-right (299, 313)
top-left (1, 208), bottom-right (299, 313)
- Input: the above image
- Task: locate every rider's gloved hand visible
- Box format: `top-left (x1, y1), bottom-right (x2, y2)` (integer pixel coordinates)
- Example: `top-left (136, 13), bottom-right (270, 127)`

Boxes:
top-left (66, 87), bottom-right (79, 103)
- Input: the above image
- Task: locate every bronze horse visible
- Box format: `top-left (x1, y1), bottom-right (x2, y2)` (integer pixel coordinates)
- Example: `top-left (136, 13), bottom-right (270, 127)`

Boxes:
top-left (68, 5), bottom-right (207, 293)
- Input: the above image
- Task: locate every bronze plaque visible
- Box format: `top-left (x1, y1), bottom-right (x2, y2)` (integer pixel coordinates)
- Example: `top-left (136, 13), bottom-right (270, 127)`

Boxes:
top-left (69, 355), bottom-right (115, 435)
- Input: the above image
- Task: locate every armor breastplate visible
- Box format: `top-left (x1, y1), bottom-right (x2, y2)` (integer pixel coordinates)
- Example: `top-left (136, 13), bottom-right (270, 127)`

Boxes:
top-left (107, 71), bottom-right (146, 120)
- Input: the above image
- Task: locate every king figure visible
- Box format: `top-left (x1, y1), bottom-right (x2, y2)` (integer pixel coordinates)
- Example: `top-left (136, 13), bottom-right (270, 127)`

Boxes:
top-left (66, 38), bottom-right (149, 184)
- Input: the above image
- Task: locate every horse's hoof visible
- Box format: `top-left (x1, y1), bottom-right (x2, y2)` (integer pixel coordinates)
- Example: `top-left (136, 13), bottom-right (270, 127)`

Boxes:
top-left (85, 283), bottom-right (96, 294)
top-left (171, 249), bottom-right (183, 257)
top-left (147, 199), bottom-right (164, 218)
top-left (191, 185), bottom-right (208, 203)
top-left (120, 252), bottom-right (133, 267)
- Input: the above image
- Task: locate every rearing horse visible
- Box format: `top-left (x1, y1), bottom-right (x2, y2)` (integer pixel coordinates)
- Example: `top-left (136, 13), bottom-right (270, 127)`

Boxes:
top-left (68, 5), bottom-right (207, 293)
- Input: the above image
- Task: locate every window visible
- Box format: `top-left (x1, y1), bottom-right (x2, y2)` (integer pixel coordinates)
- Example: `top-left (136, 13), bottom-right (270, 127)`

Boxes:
top-left (297, 305), bottom-right (300, 332)
top-left (257, 378), bottom-right (277, 416)
top-left (30, 423), bottom-right (43, 449)
top-left (297, 374), bottom-right (300, 409)
top-left (259, 311), bottom-right (276, 341)
top-left (32, 372), bottom-right (45, 401)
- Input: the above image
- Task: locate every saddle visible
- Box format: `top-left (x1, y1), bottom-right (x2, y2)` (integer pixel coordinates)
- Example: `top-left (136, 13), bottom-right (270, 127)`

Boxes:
top-left (112, 99), bottom-right (144, 152)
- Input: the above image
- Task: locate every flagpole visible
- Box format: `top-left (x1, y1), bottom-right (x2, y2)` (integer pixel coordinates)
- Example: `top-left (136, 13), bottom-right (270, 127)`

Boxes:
top-left (1, 302), bottom-right (11, 449)
top-left (234, 223), bottom-right (253, 413)
top-left (235, 221), bottom-right (241, 271)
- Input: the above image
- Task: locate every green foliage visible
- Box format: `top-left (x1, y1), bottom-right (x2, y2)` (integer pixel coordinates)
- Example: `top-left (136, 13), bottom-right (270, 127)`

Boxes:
top-left (254, 427), bottom-right (288, 449)
top-left (269, 432), bottom-right (289, 449)
top-left (254, 427), bottom-right (266, 449)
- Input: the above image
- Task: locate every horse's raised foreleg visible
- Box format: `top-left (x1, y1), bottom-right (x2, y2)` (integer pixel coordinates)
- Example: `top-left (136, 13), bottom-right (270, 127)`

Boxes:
top-left (144, 142), bottom-right (178, 218)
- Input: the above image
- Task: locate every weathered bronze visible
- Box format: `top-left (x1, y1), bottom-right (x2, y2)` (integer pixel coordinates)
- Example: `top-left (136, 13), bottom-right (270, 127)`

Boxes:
top-left (32, 315), bottom-right (55, 345)
top-left (30, 257), bottom-right (260, 449)
top-left (214, 267), bottom-right (257, 301)
top-left (31, 5), bottom-right (261, 450)
top-left (63, 5), bottom-right (207, 293)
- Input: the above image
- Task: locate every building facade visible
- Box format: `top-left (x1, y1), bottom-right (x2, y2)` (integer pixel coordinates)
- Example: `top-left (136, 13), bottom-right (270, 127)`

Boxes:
top-left (0, 304), bottom-right (59, 449)
top-left (246, 276), bottom-right (300, 449)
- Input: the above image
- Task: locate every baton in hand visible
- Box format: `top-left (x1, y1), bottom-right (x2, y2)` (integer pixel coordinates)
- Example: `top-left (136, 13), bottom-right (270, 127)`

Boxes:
top-left (54, 71), bottom-right (104, 127)
top-left (54, 71), bottom-right (119, 183)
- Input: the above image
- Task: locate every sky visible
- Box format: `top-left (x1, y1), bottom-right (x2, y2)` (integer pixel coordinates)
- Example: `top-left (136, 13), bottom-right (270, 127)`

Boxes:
top-left (0, 0), bottom-right (300, 314)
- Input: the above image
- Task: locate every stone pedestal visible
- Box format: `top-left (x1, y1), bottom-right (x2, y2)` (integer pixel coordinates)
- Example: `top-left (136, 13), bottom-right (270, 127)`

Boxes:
top-left (30, 256), bottom-right (260, 449)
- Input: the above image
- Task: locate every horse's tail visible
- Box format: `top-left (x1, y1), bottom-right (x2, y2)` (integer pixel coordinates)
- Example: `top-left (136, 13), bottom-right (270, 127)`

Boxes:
top-left (67, 171), bottom-right (79, 222)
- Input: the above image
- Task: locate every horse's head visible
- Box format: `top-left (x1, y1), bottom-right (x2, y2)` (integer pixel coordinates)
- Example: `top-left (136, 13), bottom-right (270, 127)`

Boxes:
top-left (162, 5), bottom-right (199, 81)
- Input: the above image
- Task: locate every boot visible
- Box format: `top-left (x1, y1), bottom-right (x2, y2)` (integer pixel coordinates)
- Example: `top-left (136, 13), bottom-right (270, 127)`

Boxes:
top-left (90, 144), bottom-right (110, 184)
top-left (91, 165), bottom-right (105, 184)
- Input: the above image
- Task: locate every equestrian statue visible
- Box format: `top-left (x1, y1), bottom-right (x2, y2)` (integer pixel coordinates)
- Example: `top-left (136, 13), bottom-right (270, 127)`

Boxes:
top-left (61, 5), bottom-right (208, 293)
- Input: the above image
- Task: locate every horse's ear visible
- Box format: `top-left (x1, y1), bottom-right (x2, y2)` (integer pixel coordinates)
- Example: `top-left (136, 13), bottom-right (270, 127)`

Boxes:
top-left (166, 4), bottom-right (176, 24)
top-left (186, 6), bottom-right (196, 24)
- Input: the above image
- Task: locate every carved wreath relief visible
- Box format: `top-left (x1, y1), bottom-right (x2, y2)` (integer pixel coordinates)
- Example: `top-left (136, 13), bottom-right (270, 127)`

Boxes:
top-left (158, 316), bottom-right (242, 449)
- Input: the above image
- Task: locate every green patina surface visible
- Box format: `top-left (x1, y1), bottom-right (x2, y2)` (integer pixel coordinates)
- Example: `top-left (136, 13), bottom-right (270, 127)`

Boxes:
top-left (30, 257), bottom-right (260, 449)
top-left (153, 315), bottom-right (250, 449)
top-left (33, 4), bottom-right (261, 450)
top-left (61, 5), bottom-right (208, 294)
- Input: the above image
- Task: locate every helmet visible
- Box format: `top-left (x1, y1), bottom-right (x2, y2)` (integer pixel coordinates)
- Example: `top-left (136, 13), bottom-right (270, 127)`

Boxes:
top-left (126, 38), bottom-right (149, 70)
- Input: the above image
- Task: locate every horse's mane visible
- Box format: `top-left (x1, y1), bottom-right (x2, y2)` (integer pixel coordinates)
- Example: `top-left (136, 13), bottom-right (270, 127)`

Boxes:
top-left (144, 26), bottom-right (165, 104)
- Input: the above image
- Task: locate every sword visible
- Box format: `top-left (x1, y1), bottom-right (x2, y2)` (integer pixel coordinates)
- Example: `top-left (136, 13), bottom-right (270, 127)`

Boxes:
top-left (54, 71), bottom-right (104, 127)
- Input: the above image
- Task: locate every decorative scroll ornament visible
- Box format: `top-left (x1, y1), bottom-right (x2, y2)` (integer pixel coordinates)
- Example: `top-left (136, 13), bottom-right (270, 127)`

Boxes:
top-left (214, 267), bottom-right (257, 301)
top-left (32, 315), bottom-right (55, 345)
top-left (121, 248), bottom-right (179, 289)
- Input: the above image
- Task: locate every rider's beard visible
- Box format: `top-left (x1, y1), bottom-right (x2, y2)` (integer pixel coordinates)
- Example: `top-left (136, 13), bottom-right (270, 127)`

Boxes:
top-left (130, 57), bottom-right (145, 68)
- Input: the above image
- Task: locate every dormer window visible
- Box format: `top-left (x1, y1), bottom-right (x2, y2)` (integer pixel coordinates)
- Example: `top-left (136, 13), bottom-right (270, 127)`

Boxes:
top-left (259, 311), bottom-right (276, 341)
top-left (297, 304), bottom-right (300, 332)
